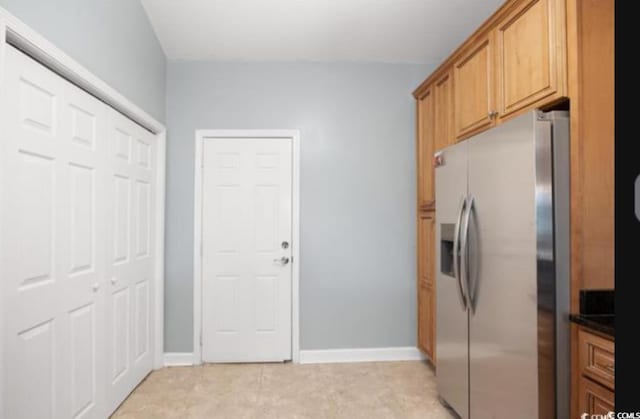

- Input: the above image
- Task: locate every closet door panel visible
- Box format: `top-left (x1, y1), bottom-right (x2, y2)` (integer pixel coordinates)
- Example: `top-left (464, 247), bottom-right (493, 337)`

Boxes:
top-left (1, 45), bottom-right (107, 419)
top-left (105, 109), bottom-right (155, 414)
top-left (61, 77), bottom-right (108, 419)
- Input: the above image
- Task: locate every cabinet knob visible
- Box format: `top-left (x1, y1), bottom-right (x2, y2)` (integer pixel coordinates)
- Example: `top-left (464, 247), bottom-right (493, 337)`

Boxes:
top-left (92, 283), bottom-right (100, 292)
top-left (488, 110), bottom-right (499, 119)
top-left (110, 277), bottom-right (117, 285)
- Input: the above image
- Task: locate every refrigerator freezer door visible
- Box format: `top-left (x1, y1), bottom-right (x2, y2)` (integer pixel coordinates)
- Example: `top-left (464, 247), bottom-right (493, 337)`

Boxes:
top-left (435, 140), bottom-right (469, 419)
top-left (548, 111), bottom-right (570, 419)
top-left (466, 111), bottom-right (548, 419)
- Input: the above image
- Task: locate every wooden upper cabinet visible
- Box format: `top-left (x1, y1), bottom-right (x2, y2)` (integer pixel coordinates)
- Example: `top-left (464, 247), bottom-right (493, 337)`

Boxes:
top-left (454, 33), bottom-right (496, 140)
top-left (417, 211), bottom-right (436, 362)
top-left (433, 70), bottom-right (454, 150)
top-left (495, 0), bottom-right (567, 119)
top-left (419, 0), bottom-right (570, 141)
top-left (417, 89), bottom-right (435, 210)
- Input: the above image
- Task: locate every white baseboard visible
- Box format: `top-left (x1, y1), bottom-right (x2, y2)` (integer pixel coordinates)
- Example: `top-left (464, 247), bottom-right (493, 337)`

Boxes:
top-left (299, 347), bottom-right (426, 364)
top-left (163, 352), bottom-right (194, 367)
top-left (164, 348), bottom-right (424, 366)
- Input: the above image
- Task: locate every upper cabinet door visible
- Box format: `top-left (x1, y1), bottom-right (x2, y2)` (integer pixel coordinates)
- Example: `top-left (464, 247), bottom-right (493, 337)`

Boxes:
top-left (434, 70), bottom-right (454, 150)
top-left (495, 0), bottom-right (567, 119)
top-left (417, 88), bottom-right (435, 210)
top-left (454, 33), bottom-right (496, 140)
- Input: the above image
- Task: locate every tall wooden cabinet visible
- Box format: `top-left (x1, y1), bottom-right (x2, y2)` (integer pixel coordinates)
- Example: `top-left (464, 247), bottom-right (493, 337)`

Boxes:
top-left (412, 0), bottom-right (614, 394)
top-left (567, 0), bottom-right (615, 416)
top-left (567, 0), bottom-right (615, 298)
top-left (416, 87), bottom-right (437, 361)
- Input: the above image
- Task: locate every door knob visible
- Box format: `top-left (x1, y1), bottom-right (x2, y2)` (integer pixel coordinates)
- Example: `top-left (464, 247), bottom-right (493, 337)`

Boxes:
top-left (273, 256), bottom-right (290, 265)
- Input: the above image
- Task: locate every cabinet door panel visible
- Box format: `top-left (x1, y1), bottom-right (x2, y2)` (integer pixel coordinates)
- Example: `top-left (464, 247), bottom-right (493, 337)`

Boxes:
top-left (418, 212), bottom-right (436, 285)
top-left (434, 70), bottom-right (454, 150)
top-left (496, 0), bottom-right (566, 117)
top-left (578, 376), bottom-right (614, 416)
top-left (578, 328), bottom-right (614, 390)
top-left (454, 35), bottom-right (495, 139)
top-left (417, 90), bottom-right (435, 209)
top-left (417, 212), bottom-right (436, 361)
top-left (417, 282), bottom-right (429, 355)
top-left (570, 0), bottom-right (614, 292)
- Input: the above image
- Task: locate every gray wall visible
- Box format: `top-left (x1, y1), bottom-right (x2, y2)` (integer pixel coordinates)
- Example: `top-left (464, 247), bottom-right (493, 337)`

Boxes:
top-left (166, 61), bottom-right (435, 352)
top-left (0, 0), bottom-right (166, 121)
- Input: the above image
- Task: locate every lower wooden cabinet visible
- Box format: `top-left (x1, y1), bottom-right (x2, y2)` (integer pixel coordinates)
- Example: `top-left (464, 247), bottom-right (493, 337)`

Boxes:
top-left (578, 327), bottom-right (615, 390)
top-left (417, 211), bottom-right (436, 362)
top-left (576, 327), bottom-right (615, 417)
top-left (578, 376), bottom-right (614, 416)
top-left (417, 280), bottom-right (432, 357)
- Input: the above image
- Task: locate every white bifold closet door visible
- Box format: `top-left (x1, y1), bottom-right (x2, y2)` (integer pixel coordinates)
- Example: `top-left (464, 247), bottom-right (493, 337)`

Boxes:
top-left (105, 106), bottom-right (156, 413)
top-left (0, 45), bottom-right (156, 419)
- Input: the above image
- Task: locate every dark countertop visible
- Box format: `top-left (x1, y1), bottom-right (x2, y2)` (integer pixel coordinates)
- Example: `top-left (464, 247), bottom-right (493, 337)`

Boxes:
top-left (569, 314), bottom-right (615, 338)
top-left (569, 289), bottom-right (614, 338)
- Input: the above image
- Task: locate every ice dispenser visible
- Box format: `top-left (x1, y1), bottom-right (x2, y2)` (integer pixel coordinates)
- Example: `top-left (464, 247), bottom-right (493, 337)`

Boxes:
top-left (440, 223), bottom-right (454, 277)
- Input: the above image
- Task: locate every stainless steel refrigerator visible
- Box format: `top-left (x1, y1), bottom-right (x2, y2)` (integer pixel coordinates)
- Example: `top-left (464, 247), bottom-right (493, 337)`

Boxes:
top-left (434, 110), bottom-right (570, 419)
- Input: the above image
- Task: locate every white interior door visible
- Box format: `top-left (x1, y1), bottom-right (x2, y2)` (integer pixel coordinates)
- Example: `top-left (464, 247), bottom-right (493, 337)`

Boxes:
top-left (201, 137), bottom-right (292, 362)
top-left (105, 107), bottom-right (156, 413)
top-left (1, 45), bottom-right (107, 419)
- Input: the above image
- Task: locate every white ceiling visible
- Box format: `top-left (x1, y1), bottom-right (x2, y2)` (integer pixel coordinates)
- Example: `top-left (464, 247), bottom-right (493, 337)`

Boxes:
top-left (141, 0), bottom-right (505, 63)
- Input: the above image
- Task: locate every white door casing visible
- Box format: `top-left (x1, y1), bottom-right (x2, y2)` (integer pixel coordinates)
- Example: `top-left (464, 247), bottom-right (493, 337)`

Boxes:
top-left (201, 137), bottom-right (291, 362)
top-left (194, 130), bottom-right (300, 364)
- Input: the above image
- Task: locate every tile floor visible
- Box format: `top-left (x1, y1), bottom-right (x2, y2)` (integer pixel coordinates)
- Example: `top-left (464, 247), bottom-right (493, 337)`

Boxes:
top-left (111, 360), bottom-right (455, 419)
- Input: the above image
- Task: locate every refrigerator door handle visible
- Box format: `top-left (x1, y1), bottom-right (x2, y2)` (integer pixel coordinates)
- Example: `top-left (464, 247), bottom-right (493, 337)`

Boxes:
top-left (461, 195), bottom-right (475, 313)
top-left (453, 196), bottom-right (468, 310)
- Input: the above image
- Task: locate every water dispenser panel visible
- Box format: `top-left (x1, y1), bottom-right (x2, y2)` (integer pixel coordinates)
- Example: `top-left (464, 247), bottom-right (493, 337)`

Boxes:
top-left (440, 223), bottom-right (455, 277)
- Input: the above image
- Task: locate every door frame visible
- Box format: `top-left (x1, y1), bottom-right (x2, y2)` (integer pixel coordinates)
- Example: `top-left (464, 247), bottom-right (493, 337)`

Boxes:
top-left (0, 6), bottom-right (167, 380)
top-left (193, 129), bottom-right (301, 364)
